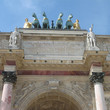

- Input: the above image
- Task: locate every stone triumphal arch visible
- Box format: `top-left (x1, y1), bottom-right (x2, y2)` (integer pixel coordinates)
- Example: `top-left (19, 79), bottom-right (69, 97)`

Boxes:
top-left (15, 79), bottom-right (89, 110)
top-left (0, 15), bottom-right (110, 110)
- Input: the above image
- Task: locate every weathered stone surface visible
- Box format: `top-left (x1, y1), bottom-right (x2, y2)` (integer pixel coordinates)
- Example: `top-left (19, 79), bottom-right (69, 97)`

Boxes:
top-left (0, 29), bottom-right (110, 110)
top-left (0, 39), bottom-right (9, 49)
top-left (23, 41), bottom-right (85, 60)
top-left (12, 76), bottom-right (92, 110)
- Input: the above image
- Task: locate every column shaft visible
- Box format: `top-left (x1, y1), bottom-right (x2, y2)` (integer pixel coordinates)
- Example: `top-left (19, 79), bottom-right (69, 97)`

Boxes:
top-left (1, 83), bottom-right (13, 110)
top-left (94, 83), bottom-right (107, 110)
top-left (0, 65), bottom-right (17, 110)
top-left (89, 63), bottom-right (107, 110)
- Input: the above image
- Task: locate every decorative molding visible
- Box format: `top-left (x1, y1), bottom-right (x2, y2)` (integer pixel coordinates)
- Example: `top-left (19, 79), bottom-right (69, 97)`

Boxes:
top-left (0, 81), bottom-right (3, 91)
top-left (104, 83), bottom-right (110, 91)
top-left (48, 79), bottom-right (60, 89)
top-left (13, 80), bottom-right (92, 110)
top-left (105, 97), bottom-right (110, 110)
top-left (0, 49), bottom-right (109, 73)
top-left (13, 81), bottom-right (45, 108)
top-left (70, 81), bottom-right (92, 108)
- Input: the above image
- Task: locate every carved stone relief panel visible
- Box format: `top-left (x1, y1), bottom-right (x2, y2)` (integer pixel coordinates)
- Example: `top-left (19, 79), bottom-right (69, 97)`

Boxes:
top-left (0, 39), bottom-right (9, 49)
top-left (104, 83), bottom-right (110, 91)
top-left (13, 81), bottom-right (46, 109)
top-left (13, 79), bottom-right (93, 110)
top-left (0, 81), bottom-right (2, 91)
top-left (97, 38), bottom-right (110, 60)
top-left (71, 81), bottom-right (92, 109)
top-left (105, 97), bottom-right (110, 110)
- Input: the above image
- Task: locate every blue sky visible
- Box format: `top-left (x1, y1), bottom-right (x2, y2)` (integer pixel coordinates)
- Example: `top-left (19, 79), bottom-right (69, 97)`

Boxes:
top-left (0, 0), bottom-right (110, 35)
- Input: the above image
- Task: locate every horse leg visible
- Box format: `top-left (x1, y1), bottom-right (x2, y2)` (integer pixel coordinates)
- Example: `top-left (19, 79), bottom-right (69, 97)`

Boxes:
top-left (47, 24), bottom-right (48, 29)
top-left (42, 24), bottom-right (44, 29)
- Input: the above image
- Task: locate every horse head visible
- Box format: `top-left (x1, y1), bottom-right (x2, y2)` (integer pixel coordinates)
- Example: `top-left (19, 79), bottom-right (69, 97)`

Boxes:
top-left (43, 12), bottom-right (47, 18)
top-left (59, 12), bottom-right (63, 18)
top-left (32, 13), bottom-right (37, 19)
top-left (68, 14), bottom-right (73, 20)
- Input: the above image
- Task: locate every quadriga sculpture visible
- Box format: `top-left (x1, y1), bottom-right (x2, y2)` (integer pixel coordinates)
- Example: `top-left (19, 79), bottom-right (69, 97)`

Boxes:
top-left (42, 12), bottom-right (50, 29)
top-left (56, 12), bottom-right (63, 29)
top-left (65, 14), bottom-right (73, 29)
top-left (32, 13), bottom-right (41, 29)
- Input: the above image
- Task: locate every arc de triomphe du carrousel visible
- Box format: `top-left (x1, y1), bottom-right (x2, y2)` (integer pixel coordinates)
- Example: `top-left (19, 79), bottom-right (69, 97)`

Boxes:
top-left (0, 12), bottom-right (110, 110)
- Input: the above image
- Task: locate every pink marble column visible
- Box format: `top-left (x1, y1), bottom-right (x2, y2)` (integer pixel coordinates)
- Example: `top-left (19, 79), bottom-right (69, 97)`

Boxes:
top-left (1, 83), bottom-right (13, 110)
top-left (94, 82), bottom-right (107, 110)
top-left (0, 71), bottom-right (17, 110)
top-left (90, 72), bottom-right (107, 110)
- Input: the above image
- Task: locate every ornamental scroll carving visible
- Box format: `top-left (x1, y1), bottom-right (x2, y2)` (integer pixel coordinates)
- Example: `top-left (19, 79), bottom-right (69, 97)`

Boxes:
top-left (105, 97), bottom-right (110, 110)
top-left (0, 81), bottom-right (3, 91)
top-left (70, 81), bottom-right (92, 108)
top-left (104, 83), bottom-right (110, 91)
top-left (13, 80), bottom-right (93, 109)
top-left (13, 81), bottom-right (45, 108)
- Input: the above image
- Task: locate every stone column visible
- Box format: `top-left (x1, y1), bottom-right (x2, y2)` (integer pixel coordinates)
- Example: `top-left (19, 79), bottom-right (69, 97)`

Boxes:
top-left (0, 65), bottom-right (17, 110)
top-left (90, 71), bottom-right (107, 110)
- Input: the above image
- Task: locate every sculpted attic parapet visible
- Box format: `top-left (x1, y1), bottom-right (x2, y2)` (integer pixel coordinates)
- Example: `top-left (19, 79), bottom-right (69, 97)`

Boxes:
top-left (23, 12), bottom-right (81, 30)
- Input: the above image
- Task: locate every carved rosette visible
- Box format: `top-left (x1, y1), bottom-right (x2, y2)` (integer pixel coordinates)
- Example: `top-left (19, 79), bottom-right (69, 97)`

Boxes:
top-left (2, 71), bottom-right (17, 84)
top-left (89, 72), bottom-right (105, 83)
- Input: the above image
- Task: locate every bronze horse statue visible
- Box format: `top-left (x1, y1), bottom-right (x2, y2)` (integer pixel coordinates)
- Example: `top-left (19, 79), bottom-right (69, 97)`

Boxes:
top-left (65, 14), bottom-right (73, 29)
top-left (56, 12), bottom-right (63, 29)
top-left (42, 12), bottom-right (50, 29)
top-left (32, 13), bottom-right (41, 29)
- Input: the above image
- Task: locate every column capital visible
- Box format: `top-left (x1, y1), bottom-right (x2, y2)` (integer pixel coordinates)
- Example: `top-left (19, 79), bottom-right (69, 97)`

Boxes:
top-left (89, 72), bottom-right (105, 83)
top-left (2, 71), bottom-right (17, 84)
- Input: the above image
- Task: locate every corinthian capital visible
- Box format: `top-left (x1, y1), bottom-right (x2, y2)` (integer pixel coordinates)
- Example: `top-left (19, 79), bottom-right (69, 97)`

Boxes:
top-left (2, 71), bottom-right (17, 84)
top-left (89, 72), bottom-right (105, 83)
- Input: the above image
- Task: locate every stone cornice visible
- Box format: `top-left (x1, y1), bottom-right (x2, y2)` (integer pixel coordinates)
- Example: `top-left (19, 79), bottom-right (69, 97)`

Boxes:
top-left (0, 49), bottom-right (109, 73)
top-left (18, 28), bottom-right (88, 34)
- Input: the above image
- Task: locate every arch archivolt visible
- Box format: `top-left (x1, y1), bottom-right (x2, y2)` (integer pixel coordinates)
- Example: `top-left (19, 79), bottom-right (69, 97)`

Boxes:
top-left (13, 79), bottom-right (93, 110)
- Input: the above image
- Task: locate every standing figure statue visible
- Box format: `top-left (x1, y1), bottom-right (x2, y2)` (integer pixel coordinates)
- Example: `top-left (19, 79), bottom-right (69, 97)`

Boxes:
top-left (32, 13), bottom-right (41, 29)
top-left (86, 25), bottom-right (99, 50)
top-left (65, 14), bottom-right (73, 29)
top-left (42, 12), bottom-right (50, 29)
top-left (9, 28), bottom-right (21, 49)
top-left (23, 18), bottom-right (32, 28)
top-left (73, 19), bottom-right (81, 30)
top-left (56, 12), bottom-right (63, 29)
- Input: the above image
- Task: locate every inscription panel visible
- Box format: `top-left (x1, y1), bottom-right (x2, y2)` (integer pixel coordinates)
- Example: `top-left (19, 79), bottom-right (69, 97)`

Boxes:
top-left (23, 41), bottom-right (85, 60)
